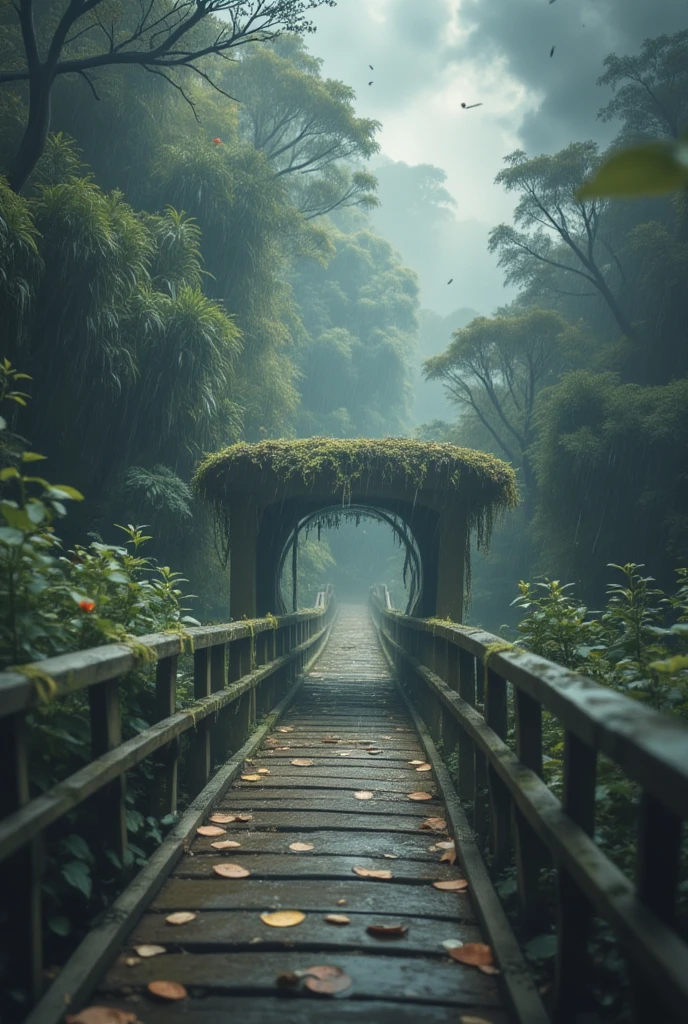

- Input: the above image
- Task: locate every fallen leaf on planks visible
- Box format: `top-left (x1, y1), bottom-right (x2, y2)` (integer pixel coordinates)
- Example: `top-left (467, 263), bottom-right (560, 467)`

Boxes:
top-left (408, 760), bottom-right (425, 765)
top-left (289, 842), bottom-right (314, 852)
top-left (147, 980), bottom-right (188, 1001)
top-left (324, 913), bottom-right (350, 925)
top-left (433, 879), bottom-right (468, 892)
top-left (383, 853), bottom-right (398, 859)
top-left (235, 813), bottom-right (253, 822)
top-left (134, 944), bottom-right (166, 958)
top-left (213, 863), bottom-right (250, 879)
top-left (260, 910), bottom-right (305, 927)
top-left (303, 965), bottom-right (352, 994)
top-left (257, 768), bottom-right (271, 775)
top-left (197, 825), bottom-right (226, 837)
top-left (408, 792), bottom-right (433, 802)
top-left (352, 866), bottom-right (392, 879)
top-left (241, 774), bottom-right (261, 782)
top-left (415, 763), bottom-right (432, 772)
top-left (165, 912), bottom-right (197, 926)
top-left (436, 840), bottom-right (455, 849)
top-left (209, 813), bottom-right (236, 824)
top-left (291, 758), bottom-right (314, 767)
top-left (449, 942), bottom-right (498, 974)
top-left (366, 923), bottom-right (408, 939)
top-left (440, 848), bottom-right (457, 865)
top-left (353, 790), bottom-right (374, 800)
top-left (211, 840), bottom-right (241, 850)
top-left (277, 726), bottom-right (294, 733)
top-left (420, 817), bottom-right (447, 831)
top-left (337, 898), bottom-right (347, 906)
top-left (66, 1009), bottom-right (138, 1024)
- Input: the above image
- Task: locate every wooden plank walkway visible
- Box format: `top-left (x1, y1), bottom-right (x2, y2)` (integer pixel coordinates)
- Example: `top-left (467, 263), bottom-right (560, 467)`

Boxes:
top-left (92, 605), bottom-right (512, 1023)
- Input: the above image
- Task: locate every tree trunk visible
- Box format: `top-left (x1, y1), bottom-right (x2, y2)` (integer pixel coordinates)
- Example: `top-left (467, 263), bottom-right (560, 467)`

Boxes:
top-left (592, 267), bottom-right (637, 343)
top-left (7, 72), bottom-right (52, 193)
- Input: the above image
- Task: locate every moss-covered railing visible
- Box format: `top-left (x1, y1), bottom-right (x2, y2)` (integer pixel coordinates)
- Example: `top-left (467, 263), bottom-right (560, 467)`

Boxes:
top-left (0, 588), bottom-right (336, 1022)
top-left (370, 584), bottom-right (688, 1023)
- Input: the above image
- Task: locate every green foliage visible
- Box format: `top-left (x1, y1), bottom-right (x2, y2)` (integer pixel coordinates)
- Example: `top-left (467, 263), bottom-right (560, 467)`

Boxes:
top-left (577, 138), bottom-right (688, 200)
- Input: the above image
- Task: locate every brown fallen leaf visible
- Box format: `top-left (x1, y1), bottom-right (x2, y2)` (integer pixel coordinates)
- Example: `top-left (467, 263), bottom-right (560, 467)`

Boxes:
top-left (367, 923), bottom-right (408, 939)
top-left (353, 790), bottom-right (373, 800)
top-left (213, 862), bottom-right (250, 879)
top-left (289, 842), bottom-right (314, 852)
top-left (291, 758), bottom-right (314, 767)
top-left (352, 866), bottom-right (392, 879)
top-left (420, 817), bottom-right (447, 831)
top-left (147, 980), bottom-right (187, 1001)
top-left (303, 965), bottom-right (352, 995)
top-left (260, 910), bottom-right (305, 927)
top-left (66, 1009), bottom-right (137, 1024)
top-left (197, 825), bottom-right (226, 837)
top-left (211, 840), bottom-right (241, 850)
top-left (322, 737), bottom-right (341, 744)
top-left (134, 944), bottom-right (166, 958)
top-left (235, 813), bottom-right (253, 822)
top-left (209, 813), bottom-right (236, 825)
top-left (449, 942), bottom-right (495, 970)
top-left (337, 898), bottom-right (347, 906)
top-left (241, 774), bottom-right (260, 782)
top-left (408, 759), bottom-right (425, 765)
top-left (165, 911), bottom-right (197, 926)
top-left (339, 751), bottom-right (355, 757)
top-left (367, 749), bottom-right (383, 756)
top-left (276, 971), bottom-right (301, 988)
top-left (477, 963), bottom-right (501, 975)
top-left (277, 726), bottom-right (294, 733)
top-left (408, 791), bottom-right (433, 801)
top-left (433, 879), bottom-right (468, 891)
top-left (415, 763), bottom-right (432, 772)
top-left (440, 848), bottom-right (457, 865)
top-left (324, 913), bottom-right (350, 925)
top-left (276, 746), bottom-right (291, 750)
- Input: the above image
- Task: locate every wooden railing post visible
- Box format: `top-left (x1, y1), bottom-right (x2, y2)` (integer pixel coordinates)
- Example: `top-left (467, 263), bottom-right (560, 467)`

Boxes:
top-left (209, 643), bottom-right (229, 766)
top-left (554, 732), bottom-right (597, 1021)
top-left (188, 648), bottom-right (211, 798)
top-left (89, 678), bottom-right (127, 864)
top-left (484, 666), bottom-right (510, 871)
top-left (513, 688), bottom-right (546, 926)
top-left (0, 713), bottom-right (44, 1006)
top-left (152, 655), bottom-right (179, 820)
top-left (457, 647), bottom-right (477, 804)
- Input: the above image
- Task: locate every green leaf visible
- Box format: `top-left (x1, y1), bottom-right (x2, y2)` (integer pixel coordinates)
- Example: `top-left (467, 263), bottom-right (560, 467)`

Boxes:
top-left (48, 916), bottom-right (71, 937)
top-left (649, 654), bottom-right (688, 674)
top-left (0, 526), bottom-right (24, 545)
top-left (26, 500), bottom-right (46, 525)
top-left (21, 452), bottom-right (47, 463)
top-left (61, 859), bottom-right (92, 899)
top-left (525, 934), bottom-right (557, 960)
top-left (0, 415), bottom-right (6, 431)
top-left (60, 833), bottom-right (92, 862)
top-left (1, 503), bottom-right (31, 530)
top-left (48, 485), bottom-right (84, 501)
top-left (0, 466), bottom-right (20, 481)
top-left (577, 142), bottom-right (688, 199)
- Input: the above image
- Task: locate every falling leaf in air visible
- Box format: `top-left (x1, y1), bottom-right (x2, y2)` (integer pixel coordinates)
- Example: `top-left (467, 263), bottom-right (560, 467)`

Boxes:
top-left (337, 898), bottom-right (347, 906)
top-left (241, 773), bottom-right (261, 781)
top-left (213, 862), bottom-right (250, 878)
top-left (66, 1009), bottom-right (138, 1024)
top-left (258, 768), bottom-right (271, 774)
top-left (291, 758), bottom-right (314, 767)
top-left (289, 841), bottom-right (314, 852)
top-left (303, 965), bottom-right (353, 994)
top-left (440, 848), bottom-right (457, 865)
top-left (235, 813), bottom-right (253, 822)
top-left (449, 942), bottom-right (498, 974)
top-left (134, 944), bottom-right (166, 958)
top-left (211, 840), bottom-right (241, 850)
top-left (383, 853), bottom-right (398, 859)
top-left (324, 913), bottom-right (350, 925)
top-left (408, 760), bottom-right (425, 765)
top-left (415, 763), bottom-right (432, 773)
top-left (354, 790), bottom-right (374, 800)
top-left (353, 866), bottom-right (392, 879)
top-left (209, 813), bottom-right (236, 824)
top-left (433, 879), bottom-right (468, 891)
top-left (408, 791), bottom-right (433, 801)
top-left (260, 910), bottom-right (306, 927)
top-left (278, 726), bottom-right (294, 733)
top-left (147, 980), bottom-right (188, 1001)
top-left (442, 938), bottom-right (464, 951)
top-left (197, 825), bottom-right (226, 837)
top-left (367, 923), bottom-right (408, 939)
top-left (165, 911), bottom-right (197, 925)
top-left (420, 817), bottom-right (447, 831)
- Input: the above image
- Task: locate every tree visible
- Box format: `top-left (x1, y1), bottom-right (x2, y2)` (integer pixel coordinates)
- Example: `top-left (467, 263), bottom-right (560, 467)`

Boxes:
top-left (423, 309), bottom-right (582, 504)
top-left (0, 0), bottom-right (335, 192)
top-left (598, 30), bottom-right (688, 144)
top-left (228, 35), bottom-right (379, 218)
top-left (489, 143), bottom-right (637, 341)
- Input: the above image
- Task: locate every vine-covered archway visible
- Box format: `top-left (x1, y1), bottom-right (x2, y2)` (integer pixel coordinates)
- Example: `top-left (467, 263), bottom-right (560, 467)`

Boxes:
top-left (194, 438), bottom-right (517, 622)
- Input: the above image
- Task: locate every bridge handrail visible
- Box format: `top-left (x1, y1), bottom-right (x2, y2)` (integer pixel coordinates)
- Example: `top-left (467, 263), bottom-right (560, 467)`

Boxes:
top-left (0, 587), bottom-right (336, 1011)
top-left (370, 584), bottom-right (688, 1021)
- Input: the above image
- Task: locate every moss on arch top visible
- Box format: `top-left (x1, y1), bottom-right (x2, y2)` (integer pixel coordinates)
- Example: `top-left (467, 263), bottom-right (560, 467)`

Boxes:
top-left (195, 437), bottom-right (517, 543)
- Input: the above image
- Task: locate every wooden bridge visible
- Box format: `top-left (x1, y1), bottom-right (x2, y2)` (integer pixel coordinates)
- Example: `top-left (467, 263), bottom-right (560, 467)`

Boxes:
top-left (2, 587), bottom-right (688, 1024)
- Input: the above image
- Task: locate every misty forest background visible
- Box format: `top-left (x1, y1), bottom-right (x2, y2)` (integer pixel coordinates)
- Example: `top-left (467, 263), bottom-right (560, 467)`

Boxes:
top-left (1, 7), bottom-right (687, 628)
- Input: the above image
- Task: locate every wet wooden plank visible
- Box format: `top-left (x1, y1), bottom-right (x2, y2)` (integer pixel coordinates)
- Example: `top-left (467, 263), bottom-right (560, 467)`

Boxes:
top-left (101, 950), bottom-right (502, 1006)
top-left (176, 852), bottom-right (458, 883)
top-left (218, 796), bottom-right (443, 817)
top-left (190, 829), bottom-right (448, 860)
top-left (195, 810), bottom-right (447, 833)
top-left (150, 878), bottom-right (474, 920)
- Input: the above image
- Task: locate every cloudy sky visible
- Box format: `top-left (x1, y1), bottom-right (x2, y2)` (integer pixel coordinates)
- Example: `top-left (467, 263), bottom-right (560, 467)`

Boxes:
top-left (306, 0), bottom-right (687, 315)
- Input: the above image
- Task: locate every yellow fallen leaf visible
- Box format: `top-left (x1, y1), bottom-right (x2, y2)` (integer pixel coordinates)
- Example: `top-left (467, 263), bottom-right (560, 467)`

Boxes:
top-left (433, 879), bottom-right (468, 892)
top-left (165, 912), bottom-right (197, 926)
top-left (209, 813), bottom-right (236, 824)
top-left (241, 774), bottom-right (260, 782)
top-left (134, 944), bottom-right (166, 958)
top-left (211, 840), bottom-right (241, 850)
top-left (147, 980), bottom-right (187, 1001)
top-left (289, 842), bottom-right (314, 852)
top-left (354, 790), bottom-right (373, 800)
top-left (260, 910), bottom-right (305, 927)
top-left (415, 763), bottom-right (432, 772)
top-left (324, 913), bottom-right (350, 925)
